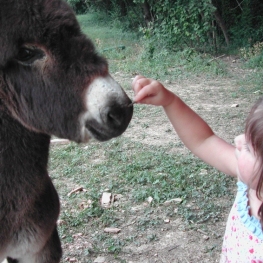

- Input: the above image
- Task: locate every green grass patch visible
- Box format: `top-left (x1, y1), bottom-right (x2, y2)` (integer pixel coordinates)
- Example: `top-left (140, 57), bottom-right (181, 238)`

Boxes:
top-left (50, 137), bottom-right (234, 258)
top-left (49, 11), bottom-right (248, 261)
top-left (76, 13), bottom-right (228, 81)
top-left (51, 138), bottom-right (234, 217)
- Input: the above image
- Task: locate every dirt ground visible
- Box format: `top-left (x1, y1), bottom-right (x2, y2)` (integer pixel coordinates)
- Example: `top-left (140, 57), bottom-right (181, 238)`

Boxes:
top-left (61, 56), bottom-right (259, 263)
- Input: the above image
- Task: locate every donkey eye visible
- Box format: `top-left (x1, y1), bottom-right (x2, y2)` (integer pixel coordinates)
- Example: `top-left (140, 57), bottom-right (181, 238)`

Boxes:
top-left (17, 48), bottom-right (34, 61)
top-left (16, 47), bottom-right (45, 65)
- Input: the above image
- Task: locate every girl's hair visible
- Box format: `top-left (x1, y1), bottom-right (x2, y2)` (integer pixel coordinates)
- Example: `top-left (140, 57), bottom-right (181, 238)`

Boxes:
top-left (245, 97), bottom-right (263, 226)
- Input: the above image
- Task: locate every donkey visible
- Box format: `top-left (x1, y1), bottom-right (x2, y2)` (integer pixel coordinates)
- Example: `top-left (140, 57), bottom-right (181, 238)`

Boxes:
top-left (0, 0), bottom-right (133, 262)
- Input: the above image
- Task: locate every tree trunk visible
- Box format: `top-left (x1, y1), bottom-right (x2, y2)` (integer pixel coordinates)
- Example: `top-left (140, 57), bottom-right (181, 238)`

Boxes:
top-left (104, 0), bottom-right (111, 12)
top-left (120, 0), bottom-right (127, 17)
top-left (143, 1), bottom-right (153, 26)
top-left (212, 3), bottom-right (230, 46)
top-left (213, 9), bottom-right (230, 46)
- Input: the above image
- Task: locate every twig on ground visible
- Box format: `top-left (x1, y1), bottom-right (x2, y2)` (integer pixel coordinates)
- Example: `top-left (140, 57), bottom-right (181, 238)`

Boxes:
top-left (208, 54), bottom-right (226, 63)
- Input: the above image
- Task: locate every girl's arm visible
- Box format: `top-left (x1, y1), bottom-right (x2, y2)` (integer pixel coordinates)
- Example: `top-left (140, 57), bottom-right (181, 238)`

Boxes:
top-left (132, 76), bottom-right (237, 177)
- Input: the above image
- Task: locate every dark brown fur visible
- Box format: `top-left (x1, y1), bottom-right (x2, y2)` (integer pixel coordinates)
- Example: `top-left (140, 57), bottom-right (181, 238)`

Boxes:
top-left (0, 0), bottom-right (133, 262)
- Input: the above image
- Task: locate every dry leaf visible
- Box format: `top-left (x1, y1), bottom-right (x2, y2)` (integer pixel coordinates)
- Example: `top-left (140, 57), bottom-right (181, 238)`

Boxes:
top-left (163, 198), bottom-right (182, 206)
top-left (67, 187), bottom-right (84, 197)
top-left (79, 200), bottom-right (92, 210)
top-left (72, 233), bottom-right (83, 238)
top-left (57, 219), bottom-right (67, 226)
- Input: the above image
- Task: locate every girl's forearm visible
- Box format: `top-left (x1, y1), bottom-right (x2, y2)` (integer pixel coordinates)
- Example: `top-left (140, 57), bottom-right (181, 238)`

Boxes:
top-left (163, 93), bottom-right (237, 177)
top-left (132, 77), bottom-right (237, 176)
top-left (163, 94), bottom-right (215, 155)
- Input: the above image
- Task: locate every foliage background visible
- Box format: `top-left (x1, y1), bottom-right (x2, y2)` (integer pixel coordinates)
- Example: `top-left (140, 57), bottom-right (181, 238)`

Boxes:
top-left (66, 0), bottom-right (263, 54)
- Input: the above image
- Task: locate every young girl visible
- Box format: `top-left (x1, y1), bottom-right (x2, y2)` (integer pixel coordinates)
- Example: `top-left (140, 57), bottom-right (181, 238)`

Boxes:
top-left (132, 75), bottom-right (263, 262)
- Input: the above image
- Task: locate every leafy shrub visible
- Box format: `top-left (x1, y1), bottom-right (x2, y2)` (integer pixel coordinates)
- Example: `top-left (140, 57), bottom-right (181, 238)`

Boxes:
top-left (140, 0), bottom-right (215, 52)
top-left (66, 0), bottom-right (88, 14)
top-left (240, 42), bottom-right (263, 60)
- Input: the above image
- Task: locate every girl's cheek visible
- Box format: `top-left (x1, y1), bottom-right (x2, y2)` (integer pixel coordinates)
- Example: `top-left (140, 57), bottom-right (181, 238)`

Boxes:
top-left (237, 160), bottom-right (251, 183)
top-left (239, 161), bottom-right (260, 189)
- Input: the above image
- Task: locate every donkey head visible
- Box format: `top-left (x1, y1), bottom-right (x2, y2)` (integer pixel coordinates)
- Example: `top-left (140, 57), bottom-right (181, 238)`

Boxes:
top-left (0, 0), bottom-right (133, 142)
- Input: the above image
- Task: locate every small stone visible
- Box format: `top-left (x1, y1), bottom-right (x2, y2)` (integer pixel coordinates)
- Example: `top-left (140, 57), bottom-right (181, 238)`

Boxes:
top-left (147, 196), bottom-right (153, 203)
top-left (94, 257), bottom-right (106, 263)
top-left (104, 227), bottom-right (121, 233)
top-left (199, 169), bottom-right (208, 175)
top-left (101, 192), bottom-right (112, 208)
top-left (203, 235), bottom-right (209, 240)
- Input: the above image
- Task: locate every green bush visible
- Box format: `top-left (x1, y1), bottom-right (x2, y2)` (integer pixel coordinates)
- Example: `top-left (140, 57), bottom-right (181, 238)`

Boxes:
top-left (66, 0), bottom-right (88, 14)
top-left (240, 42), bottom-right (263, 60)
top-left (246, 53), bottom-right (263, 69)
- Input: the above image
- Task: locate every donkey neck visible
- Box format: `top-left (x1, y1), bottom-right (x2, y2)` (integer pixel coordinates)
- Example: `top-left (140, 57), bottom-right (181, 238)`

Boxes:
top-left (0, 109), bottom-right (51, 183)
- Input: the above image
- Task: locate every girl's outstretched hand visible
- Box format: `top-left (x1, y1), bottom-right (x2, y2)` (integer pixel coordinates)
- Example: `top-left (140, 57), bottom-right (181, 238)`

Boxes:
top-left (132, 75), bottom-right (175, 107)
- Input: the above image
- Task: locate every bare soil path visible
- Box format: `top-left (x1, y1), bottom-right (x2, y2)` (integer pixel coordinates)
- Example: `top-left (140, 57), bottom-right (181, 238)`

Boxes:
top-left (60, 56), bottom-right (261, 263)
top-left (99, 57), bottom-right (257, 263)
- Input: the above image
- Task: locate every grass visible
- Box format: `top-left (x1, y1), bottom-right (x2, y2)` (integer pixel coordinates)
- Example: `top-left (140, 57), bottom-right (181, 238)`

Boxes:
top-left (49, 11), bottom-right (263, 262)
top-left (77, 13), bottom-right (228, 81)
top-left (51, 138), bottom-right (233, 214)
top-left (50, 137), bottom-right (235, 261)
top-left (237, 69), bottom-right (263, 94)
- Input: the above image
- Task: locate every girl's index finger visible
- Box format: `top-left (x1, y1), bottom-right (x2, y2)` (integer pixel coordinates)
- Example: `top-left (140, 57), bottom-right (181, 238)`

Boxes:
top-left (132, 75), bottom-right (143, 84)
top-left (132, 75), bottom-right (147, 94)
top-left (134, 83), bottom-right (156, 103)
top-left (132, 75), bottom-right (144, 90)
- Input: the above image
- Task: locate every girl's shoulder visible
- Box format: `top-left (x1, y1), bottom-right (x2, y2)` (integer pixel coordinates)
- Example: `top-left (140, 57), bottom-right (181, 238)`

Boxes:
top-left (236, 181), bottom-right (263, 240)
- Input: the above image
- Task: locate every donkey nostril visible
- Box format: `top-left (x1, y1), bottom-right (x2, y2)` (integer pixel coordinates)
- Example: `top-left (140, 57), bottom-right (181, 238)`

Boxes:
top-left (107, 111), bottom-right (122, 126)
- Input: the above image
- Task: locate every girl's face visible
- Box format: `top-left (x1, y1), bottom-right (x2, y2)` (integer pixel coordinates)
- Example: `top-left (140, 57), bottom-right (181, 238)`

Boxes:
top-left (235, 134), bottom-right (260, 189)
